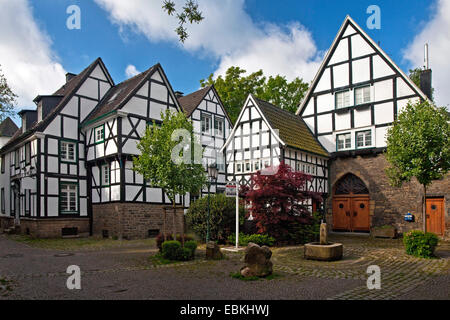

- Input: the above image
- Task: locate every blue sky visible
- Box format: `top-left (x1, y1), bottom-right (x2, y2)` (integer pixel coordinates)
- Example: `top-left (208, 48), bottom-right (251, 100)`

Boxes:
top-left (1, 0), bottom-right (448, 121)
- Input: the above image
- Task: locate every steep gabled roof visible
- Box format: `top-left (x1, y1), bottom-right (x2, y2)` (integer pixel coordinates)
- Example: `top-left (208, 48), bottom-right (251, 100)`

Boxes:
top-left (1, 57), bottom-right (111, 153)
top-left (0, 117), bottom-right (19, 137)
top-left (178, 86), bottom-right (211, 117)
top-left (296, 15), bottom-right (428, 115)
top-left (83, 65), bottom-right (158, 125)
top-left (178, 85), bottom-right (232, 124)
top-left (252, 97), bottom-right (329, 157)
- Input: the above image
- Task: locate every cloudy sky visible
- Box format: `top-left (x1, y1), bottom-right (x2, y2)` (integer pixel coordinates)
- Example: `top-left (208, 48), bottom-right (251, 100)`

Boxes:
top-left (0, 0), bottom-right (448, 122)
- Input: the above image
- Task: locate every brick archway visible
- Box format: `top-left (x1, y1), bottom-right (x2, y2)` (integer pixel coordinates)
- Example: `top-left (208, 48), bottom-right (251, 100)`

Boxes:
top-left (332, 173), bottom-right (371, 232)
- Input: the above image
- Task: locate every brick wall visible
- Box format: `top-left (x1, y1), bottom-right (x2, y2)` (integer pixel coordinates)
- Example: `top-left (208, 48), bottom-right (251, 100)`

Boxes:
top-left (92, 203), bottom-right (186, 240)
top-left (0, 217), bottom-right (90, 238)
top-left (327, 154), bottom-right (449, 238)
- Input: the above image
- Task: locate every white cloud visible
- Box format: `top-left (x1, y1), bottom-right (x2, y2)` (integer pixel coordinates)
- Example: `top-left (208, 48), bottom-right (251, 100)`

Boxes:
top-left (125, 64), bottom-right (140, 78)
top-left (94, 0), bottom-right (322, 82)
top-left (0, 0), bottom-right (66, 109)
top-left (404, 0), bottom-right (450, 108)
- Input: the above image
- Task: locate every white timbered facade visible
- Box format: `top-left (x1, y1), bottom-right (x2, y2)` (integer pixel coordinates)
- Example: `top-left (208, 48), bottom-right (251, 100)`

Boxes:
top-left (297, 16), bottom-right (427, 154)
top-left (223, 95), bottom-right (329, 211)
top-left (178, 86), bottom-right (232, 197)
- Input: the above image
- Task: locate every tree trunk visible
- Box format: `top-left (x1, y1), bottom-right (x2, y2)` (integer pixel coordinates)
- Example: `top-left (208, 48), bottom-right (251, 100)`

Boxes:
top-left (423, 185), bottom-right (427, 233)
top-left (172, 199), bottom-right (176, 241)
top-left (163, 207), bottom-right (167, 241)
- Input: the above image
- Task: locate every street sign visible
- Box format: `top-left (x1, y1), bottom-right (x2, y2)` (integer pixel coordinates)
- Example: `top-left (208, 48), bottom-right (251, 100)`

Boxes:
top-left (225, 183), bottom-right (237, 197)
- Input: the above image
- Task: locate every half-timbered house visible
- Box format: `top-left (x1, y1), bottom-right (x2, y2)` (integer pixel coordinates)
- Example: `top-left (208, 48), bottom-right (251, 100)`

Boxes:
top-left (296, 16), bottom-right (449, 237)
top-left (223, 94), bottom-right (329, 212)
top-left (178, 85), bottom-right (232, 199)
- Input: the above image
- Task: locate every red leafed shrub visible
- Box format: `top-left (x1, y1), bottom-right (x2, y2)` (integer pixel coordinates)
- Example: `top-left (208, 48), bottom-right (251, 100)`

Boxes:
top-left (244, 162), bottom-right (322, 243)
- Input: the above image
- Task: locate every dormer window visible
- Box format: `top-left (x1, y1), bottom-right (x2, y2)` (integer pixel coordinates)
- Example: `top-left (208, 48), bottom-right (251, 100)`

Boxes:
top-left (354, 86), bottom-right (371, 105)
top-left (94, 125), bottom-right (105, 144)
top-left (335, 90), bottom-right (350, 109)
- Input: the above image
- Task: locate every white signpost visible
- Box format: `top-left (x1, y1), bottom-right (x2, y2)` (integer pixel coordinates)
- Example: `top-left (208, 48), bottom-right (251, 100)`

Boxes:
top-left (225, 182), bottom-right (239, 249)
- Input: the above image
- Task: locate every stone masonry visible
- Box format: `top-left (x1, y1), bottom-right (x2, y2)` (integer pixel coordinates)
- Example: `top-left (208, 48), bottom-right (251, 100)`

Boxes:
top-left (92, 203), bottom-right (186, 240)
top-left (327, 153), bottom-right (449, 238)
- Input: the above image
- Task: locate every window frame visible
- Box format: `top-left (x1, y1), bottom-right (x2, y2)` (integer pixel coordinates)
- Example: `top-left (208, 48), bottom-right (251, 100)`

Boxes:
top-left (355, 130), bottom-right (373, 149)
top-left (25, 142), bottom-right (31, 165)
top-left (200, 112), bottom-right (212, 135)
top-left (1, 155), bottom-right (4, 174)
top-left (14, 149), bottom-right (19, 169)
top-left (214, 116), bottom-right (225, 137)
top-left (1, 188), bottom-right (4, 213)
top-left (335, 90), bottom-right (351, 109)
top-left (354, 85), bottom-right (371, 106)
top-left (100, 164), bottom-right (111, 187)
top-left (59, 182), bottom-right (79, 214)
top-left (336, 132), bottom-right (352, 151)
top-left (94, 124), bottom-right (105, 144)
top-left (60, 139), bottom-right (78, 163)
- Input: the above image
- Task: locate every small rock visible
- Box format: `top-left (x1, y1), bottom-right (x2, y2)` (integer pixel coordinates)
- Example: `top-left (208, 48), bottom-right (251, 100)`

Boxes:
top-left (206, 241), bottom-right (223, 260)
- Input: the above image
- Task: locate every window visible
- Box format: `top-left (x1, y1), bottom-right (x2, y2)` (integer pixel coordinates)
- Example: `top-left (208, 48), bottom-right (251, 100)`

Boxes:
top-left (201, 113), bottom-right (212, 134)
top-left (101, 164), bottom-right (110, 186)
top-left (1, 188), bottom-right (4, 213)
top-left (25, 143), bottom-right (31, 165)
top-left (94, 125), bottom-right (105, 144)
top-left (245, 161), bottom-right (251, 172)
top-left (355, 86), bottom-right (371, 105)
top-left (337, 133), bottom-right (351, 151)
top-left (356, 130), bottom-right (372, 148)
top-left (236, 163), bottom-right (242, 173)
top-left (335, 91), bottom-right (350, 109)
top-left (60, 141), bottom-right (76, 162)
top-left (264, 160), bottom-right (270, 168)
top-left (15, 149), bottom-right (19, 168)
top-left (253, 160), bottom-right (260, 171)
top-left (1, 155), bottom-right (4, 173)
top-left (214, 117), bottom-right (225, 137)
top-left (60, 183), bottom-right (77, 213)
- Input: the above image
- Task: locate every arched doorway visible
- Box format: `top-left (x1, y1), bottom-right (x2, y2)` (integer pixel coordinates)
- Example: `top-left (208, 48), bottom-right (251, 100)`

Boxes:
top-left (332, 173), bottom-right (370, 232)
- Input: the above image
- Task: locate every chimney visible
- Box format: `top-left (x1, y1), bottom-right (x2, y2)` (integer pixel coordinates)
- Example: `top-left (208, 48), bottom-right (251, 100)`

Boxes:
top-left (174, 91), bottom-right (184, 98)
top-left (66, 72), bottom-right (77, 83)
top-left (420, 44), bottom-right (433, 100)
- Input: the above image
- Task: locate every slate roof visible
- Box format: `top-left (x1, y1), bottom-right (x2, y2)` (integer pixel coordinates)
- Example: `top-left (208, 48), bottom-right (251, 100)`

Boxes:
top-left (0, 117), bottom-right (19, 137)
top-left (252, 96), bottom-right (329, 157)
top-left (83, 64), bottom-right (158, 124)
top-left (1, 58), bottom-right (106, 153)
top-left (177, 86), bottom-right (211, 117)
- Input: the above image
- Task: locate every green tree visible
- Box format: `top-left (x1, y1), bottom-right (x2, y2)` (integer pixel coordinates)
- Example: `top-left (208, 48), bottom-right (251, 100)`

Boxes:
top-left (385, 100), bottom-right (450, 232)
top-left (162, 0), bottom-right (204, 43)
top-left (200, 66), bottom-right (309, 123)
top-left (133, 110), bottom-right (206, 242)
top-left (0, 65), bottom-right (17, 121)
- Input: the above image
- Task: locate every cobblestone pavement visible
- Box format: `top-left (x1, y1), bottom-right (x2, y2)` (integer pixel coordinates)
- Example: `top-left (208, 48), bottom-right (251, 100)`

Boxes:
top-left (0, 233), bottom-right (448, 300)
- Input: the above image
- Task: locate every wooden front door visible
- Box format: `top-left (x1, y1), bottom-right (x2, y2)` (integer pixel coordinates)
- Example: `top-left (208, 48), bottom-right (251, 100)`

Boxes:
top-left (426, 198), bottom-right (445, 235)
top-left (333, 197), bottom-right (370, 232)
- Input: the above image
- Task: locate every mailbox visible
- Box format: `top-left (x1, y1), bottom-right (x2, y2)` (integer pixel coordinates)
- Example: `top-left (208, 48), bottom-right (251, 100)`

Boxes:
top-left (404, 211), bottom-right (414, 222)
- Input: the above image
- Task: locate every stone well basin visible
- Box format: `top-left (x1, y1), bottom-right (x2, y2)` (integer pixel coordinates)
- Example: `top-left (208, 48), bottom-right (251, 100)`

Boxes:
top-left (304, 242), bottom-right (343, 261)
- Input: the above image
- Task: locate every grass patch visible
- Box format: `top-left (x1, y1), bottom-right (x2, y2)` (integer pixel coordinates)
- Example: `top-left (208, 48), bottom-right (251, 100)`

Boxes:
top-left (0, 278), bottom-right (13, 294)
top-left (230, 271), bottom-right (283, 281)
top-left (148, 253), bottom-right (181, 266)
top-left (8, 234), bottom-right (156, 251)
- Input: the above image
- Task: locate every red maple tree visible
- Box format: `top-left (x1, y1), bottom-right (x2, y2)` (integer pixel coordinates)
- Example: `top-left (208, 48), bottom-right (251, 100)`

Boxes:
top-left (243, 162), bottom-right (322, 241)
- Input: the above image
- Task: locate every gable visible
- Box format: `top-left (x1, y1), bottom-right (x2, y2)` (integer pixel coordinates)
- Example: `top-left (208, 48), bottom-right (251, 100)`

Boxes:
top-left (297, 16), bottom-right (427, 116)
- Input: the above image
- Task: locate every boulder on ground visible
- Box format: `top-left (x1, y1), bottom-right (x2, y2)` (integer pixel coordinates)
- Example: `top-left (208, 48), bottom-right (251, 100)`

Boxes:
top-left (206, 241), bottom-right (223, 260)
top-left (240, 242), bottom-right (273, 277)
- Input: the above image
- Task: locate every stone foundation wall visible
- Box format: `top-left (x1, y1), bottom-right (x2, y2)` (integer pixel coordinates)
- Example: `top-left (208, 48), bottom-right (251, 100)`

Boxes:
top-left (92, 203), bottom-right (185, 240)
top-left (0, 216), bottom-right (90, 238)
top-left (327, 154), bottom-right (449, 238)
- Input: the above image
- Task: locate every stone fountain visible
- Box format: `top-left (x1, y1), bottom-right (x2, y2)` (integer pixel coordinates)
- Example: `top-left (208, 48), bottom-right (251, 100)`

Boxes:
top-left (304, 222), bottom-right (343, 261)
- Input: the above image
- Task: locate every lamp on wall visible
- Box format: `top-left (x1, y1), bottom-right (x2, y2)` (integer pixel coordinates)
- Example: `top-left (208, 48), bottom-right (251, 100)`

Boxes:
top-left (206, 162), bottom-right (218, 243)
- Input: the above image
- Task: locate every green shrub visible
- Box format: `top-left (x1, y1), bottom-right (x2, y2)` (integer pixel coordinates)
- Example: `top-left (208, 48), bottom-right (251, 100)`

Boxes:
top-left (403, 230), bottom-right (439, 258)
top-left (156, 233), bottom-right (194, 251)
top-left (186, 193), bottom-right (246, 243)
top-left (228, 233), bottom-right (275, 247)
top-left (285, 212), bottom-right (322, 245)
top-left (177, 247), bottom-right (193, 261)
top-left (184, 240), bottom-right (198, 259)
top-left (161, 240), bottom-right (182, 260)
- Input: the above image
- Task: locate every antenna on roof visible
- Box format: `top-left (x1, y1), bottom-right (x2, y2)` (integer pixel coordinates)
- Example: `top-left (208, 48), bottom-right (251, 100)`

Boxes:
top-left (424, 43), bottom-right (429, 70)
